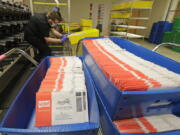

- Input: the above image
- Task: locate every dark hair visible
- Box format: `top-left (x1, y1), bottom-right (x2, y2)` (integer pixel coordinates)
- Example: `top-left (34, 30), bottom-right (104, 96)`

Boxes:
top-left (47, 11), bottom-right (63, 22)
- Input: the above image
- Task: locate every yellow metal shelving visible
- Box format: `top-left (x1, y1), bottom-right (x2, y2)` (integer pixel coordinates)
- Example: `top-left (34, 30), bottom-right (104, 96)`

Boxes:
top-left (110, 0), bottom-right (154, 39)
top-left (112, 1), bottom-right (153, 11)
top-left (33, 2), bottom-right (67, 6)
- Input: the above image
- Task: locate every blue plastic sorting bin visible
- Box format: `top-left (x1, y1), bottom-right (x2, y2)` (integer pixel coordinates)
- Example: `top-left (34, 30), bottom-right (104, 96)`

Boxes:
top-left (149, 21), bottom-right (172, 44)
top-left (0, 57), bottom-right (100, 135)
top-left (155, 21), bottom-right (172, 44)
top-left (94, 84), bottom-right (180, 135)
top-left (83, 37), bottom-right (180, 120)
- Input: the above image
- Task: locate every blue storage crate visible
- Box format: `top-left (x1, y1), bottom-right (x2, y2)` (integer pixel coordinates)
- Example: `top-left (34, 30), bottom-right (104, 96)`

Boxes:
top-left (0, 57), bottom-right (100, 135)
top-left (155, 21), bottom-right (172, 44)
top-left (149, 31), bottom-right (158, 43)
top-left (149, 21), bottom-right (172, 44)
top-left (94, 82), bottom-right (180, 135)
top-left (83, 37), bottom-right (180, 120)
top-left (149, 23), bottom-right (159, 43)
top-left (83, 52), bottom-right (180, 135)
top-left (159, 21), bottom-right (172, 30)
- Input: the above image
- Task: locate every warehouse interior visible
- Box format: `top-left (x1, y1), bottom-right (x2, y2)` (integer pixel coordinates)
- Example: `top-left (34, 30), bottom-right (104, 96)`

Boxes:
top-left (0, 0), bottom-right (180, 135)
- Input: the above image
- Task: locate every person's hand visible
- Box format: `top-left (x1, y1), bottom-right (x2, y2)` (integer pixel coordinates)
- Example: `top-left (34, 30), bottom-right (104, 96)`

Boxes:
top-left (60, 34), bottom-right (68, 43)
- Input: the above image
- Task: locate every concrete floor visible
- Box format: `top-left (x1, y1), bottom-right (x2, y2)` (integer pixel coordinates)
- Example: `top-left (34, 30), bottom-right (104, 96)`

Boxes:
top-left (130, 39), bottom-right (180, 62)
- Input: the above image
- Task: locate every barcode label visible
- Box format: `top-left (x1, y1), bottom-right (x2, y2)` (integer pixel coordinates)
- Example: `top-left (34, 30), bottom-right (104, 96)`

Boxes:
top-left (76, 93), bottom-right (83, 112)
top-left (83, 92), bottom-right (86, 110)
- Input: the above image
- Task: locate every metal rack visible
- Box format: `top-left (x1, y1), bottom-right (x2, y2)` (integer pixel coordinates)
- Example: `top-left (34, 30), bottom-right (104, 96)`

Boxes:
top-left (0, 46), bottom-right (37, 75)
top-left (110, 1), bottom-right (154, 39)
top-left (0, 0), bottom-right (33, 100)
top-left (152, 42), bottom-right (180, 52)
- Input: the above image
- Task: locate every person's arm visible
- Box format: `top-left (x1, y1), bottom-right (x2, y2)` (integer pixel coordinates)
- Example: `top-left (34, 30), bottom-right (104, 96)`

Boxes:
top-left (51, 28), bottom-right (62, 38)
top-left (44, 37), bottom-right (62, 44)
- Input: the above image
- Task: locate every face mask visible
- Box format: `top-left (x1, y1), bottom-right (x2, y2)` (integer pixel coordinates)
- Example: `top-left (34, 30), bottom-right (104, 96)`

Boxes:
top-left (49, 20), bottom-right (57, 27)
top-left (51, 23), bottom-right (56, 27)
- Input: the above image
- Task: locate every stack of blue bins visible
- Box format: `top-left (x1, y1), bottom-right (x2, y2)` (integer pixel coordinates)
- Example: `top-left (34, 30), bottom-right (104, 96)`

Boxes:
top-left (83, 37), bottom-right (180, 135)
top-left (149, 22), bottom-right (159, 43)
top-left (149, 21), bottom-right (172, 44)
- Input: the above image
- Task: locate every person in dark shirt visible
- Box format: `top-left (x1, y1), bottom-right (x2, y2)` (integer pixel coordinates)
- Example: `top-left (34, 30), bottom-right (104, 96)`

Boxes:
top-left (24, 11), bottom-right (67, 62)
